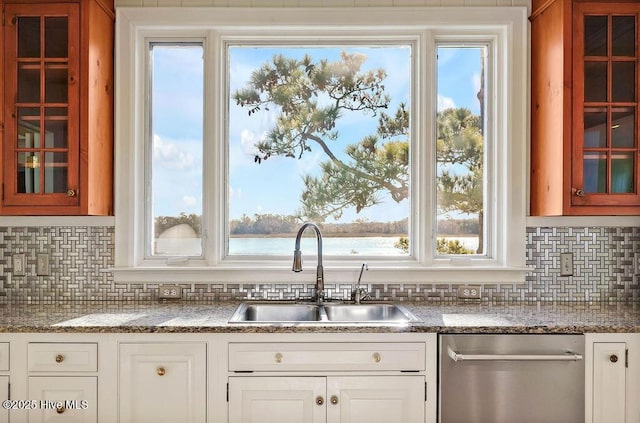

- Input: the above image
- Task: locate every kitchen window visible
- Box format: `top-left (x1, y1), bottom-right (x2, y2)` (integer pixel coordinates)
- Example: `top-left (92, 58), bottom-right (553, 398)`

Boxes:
top-left (113, 7), bottom-right (528, 283)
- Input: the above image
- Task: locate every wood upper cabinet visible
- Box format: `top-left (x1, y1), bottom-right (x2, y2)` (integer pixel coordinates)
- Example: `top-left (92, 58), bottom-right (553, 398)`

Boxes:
top-left (531, 0), bottom-right (640, 215)
top-left (0, 0), bottom-right (113, 215)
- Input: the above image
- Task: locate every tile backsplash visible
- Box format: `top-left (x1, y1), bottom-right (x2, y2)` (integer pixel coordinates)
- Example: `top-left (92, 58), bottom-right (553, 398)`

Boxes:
top-left (0, 226), bottom-right (637, 304)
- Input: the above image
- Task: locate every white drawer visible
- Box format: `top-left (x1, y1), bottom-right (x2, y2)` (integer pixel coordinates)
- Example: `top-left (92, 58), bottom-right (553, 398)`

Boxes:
top-left (28, 343), bottom-right (97, 372)
top-left (229, 342), bottom-right (426, 372)
top-left (0, 343), bottom-right (9, 371)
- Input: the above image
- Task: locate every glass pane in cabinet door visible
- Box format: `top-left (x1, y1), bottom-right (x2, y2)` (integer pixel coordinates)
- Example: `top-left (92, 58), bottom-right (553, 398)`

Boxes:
top-left (44, 108), bottom-right (68, 148)
top-left (584, 109), bottom-right (607, 148)
top-left (583, 152), bottom-right (607, 193)
top-left (45, 67), bottom-right (68, 103)
top-left (612, 16), bottom-right (635, 57)
top-left (17, 108), bottom-right (41, 148)
top-left (584, 62), bottom-right (607, 103)
top-left (17, 66), bottom-right (40, 103)
top-left (44, 17), bottom-right (68, 58)
top-left (17, 152), bottom-right (41, 194)
top-left (584, 16), bottom-right (608, 56)
top-left (44, 152), bottom-right (67, 193)
top-left (612, 108), bottom-right (635, 148)
top-left (17, 17), bottom-right (40, 58)
top-left (612, 62), bottom-right (635, 102)
top-left (611, 153), bottom-right (634, 193)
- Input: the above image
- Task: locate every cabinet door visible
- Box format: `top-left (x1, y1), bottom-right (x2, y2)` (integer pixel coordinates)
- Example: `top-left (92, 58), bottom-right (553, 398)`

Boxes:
top-left (228, 377), bottom-right (326, 423)
top-left (2, 3), bottom-right (80, 209)
top-left (119, 343), bottom-right (206, 423)
top-left (592, 342), bottom-right (626, 423)
top-left (327, 376), bottom-right (425, 423)
top-left (572, 3), bottom-right (640, 210)
top-left (0, 376), bottom-right (7, 423)
top-left (28, 376), bottom-right (96, 423)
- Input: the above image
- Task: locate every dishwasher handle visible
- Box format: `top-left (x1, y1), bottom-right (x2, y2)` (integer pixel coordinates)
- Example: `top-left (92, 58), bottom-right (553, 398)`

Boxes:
top-left (447, 346), bottom-right (583, 362)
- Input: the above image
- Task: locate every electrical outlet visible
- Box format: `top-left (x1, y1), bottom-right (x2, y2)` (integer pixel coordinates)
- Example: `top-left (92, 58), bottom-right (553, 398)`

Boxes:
top-left (560, 252), bottom-right (573, 276)
top-left (37, 253), bottom-right (50, 276)
top-left (12, 253), bottom-right (26, 276)
top-left (159, 285), bottom-right (182, 299)
top-left (458, 285), bottom-right (481, 299)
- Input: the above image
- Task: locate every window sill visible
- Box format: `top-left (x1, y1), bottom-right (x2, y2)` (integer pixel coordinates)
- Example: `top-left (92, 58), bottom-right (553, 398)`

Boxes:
top-left (109, 265), bottom-right (528, 283)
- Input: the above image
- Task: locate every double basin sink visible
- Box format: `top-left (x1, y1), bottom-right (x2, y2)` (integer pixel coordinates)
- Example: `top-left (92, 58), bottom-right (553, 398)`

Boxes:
top-left (229, 302), bottom-right (420, 324)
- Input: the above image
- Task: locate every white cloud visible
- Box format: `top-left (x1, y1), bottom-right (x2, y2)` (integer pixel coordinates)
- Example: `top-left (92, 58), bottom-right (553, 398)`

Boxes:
top-left (183, 195), bottom-right (197, 207)
top-left (437, 94), bottom-right (456, 111)
top-left (153, 135), bottom-right (195, 170)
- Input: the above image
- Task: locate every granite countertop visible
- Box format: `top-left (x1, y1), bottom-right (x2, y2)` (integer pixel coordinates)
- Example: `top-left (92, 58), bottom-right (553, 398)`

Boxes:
top-left (0, 301), bottom-right (638, 334)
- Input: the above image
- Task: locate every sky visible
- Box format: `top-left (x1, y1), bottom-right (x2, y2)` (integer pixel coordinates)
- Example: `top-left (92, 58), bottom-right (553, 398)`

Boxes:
top-left (150, 43), bottom-right (483, 223)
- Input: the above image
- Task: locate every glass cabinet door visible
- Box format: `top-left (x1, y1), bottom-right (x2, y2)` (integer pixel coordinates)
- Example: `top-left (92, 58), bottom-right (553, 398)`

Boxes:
top-left (573, 3), bottom-right (639, 207)
top-left (3, 3), bottom-right (79, 207)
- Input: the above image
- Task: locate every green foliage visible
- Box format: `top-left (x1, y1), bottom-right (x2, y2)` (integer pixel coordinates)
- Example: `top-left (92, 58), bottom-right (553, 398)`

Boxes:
top-left (233, 51), bottom-right (408, 221)
top-left (233, 51), bottom-right (484, 252)
top-left (436, 238), bottom-right (474, 255)
top-left (394, 236), bottom-right (409, 253)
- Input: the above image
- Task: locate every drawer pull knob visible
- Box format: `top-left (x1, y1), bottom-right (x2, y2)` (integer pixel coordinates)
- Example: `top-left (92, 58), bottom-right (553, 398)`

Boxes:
top-left (56, 406), bottom-right (65, 414)
top-left (316, 396), bottom-right (324, 406)
top-left (275, 353), bottom-right (283, 364)
top-left (373, 352), bottom-right (381, 363)
top-left (55, 354), bottom-right (64, 363)
top-left (157, 367), bottom-right (166, 376)
top-left (610, 354), bottom-right (618, 363)
top-left (330, 395), bottom-right (339, 405)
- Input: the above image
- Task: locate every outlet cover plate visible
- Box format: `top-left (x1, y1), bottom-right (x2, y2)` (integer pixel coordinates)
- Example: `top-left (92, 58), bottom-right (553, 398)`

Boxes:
top-left (13, 253), bottom-right (26, 276)
top-left (37, 253), bottom-right (50, 276)
top-left (159, 285), bottom-right (182, 299)
top-left (457, 285), bottom-right (481, 299)
top-left (560, 252), bottom-right (573, 276)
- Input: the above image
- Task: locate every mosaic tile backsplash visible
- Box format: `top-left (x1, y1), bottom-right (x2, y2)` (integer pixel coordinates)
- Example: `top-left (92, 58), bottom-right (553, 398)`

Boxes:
top-left (0, 226), bottom-right (637, 304)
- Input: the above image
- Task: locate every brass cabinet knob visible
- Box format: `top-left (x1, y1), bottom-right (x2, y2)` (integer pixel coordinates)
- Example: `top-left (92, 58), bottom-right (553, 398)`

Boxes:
top-left (56, 406), bottom-right (65, 414)
top-left (67, 189), bottom-right (76, 197)
top-left (330, 395), bottom-right (339, 405)
top-left (275, 353), bottom-right (283, 364)
top-left (574, 188), bottom-right (585, 197)
top-left (55, 354), bottom-right (64, 363)
top-left (157, 367), bottom-right (166, 376)
top-left (610, 354), bottom-right (618, 363)
top-left (316, 396), bottom-right (324, 406)
top-left (373, 352), bottom-right (381, 363)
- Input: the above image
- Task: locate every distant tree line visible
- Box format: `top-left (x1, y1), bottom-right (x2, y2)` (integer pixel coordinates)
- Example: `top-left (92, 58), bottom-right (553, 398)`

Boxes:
top-left (155, 212), bottom-right (478, 238)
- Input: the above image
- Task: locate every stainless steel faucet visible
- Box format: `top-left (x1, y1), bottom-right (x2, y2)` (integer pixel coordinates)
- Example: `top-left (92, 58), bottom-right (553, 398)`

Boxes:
top-left (352, 262), bottom-right (371, 304)
top-left (292, 222), bottom-right (324, 304)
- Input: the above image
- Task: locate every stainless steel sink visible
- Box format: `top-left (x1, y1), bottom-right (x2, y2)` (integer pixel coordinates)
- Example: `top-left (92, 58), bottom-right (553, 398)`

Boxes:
top-left (323, 303), bottom-right (417, 322)
top-left (230, 303), bottom-right (322, 322)
top-left (228, 302), bottom-right (419, 324)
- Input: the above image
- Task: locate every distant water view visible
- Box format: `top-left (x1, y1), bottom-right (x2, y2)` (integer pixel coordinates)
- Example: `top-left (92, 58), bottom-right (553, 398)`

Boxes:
top-left (155, 234), bottom-right (479, 257)
top-left (228, 236), bottom-right (479, 256)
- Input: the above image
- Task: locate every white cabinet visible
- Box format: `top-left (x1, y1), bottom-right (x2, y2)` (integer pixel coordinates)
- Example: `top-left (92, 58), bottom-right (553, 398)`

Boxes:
top-left (226, 335), bottom-right (435, 423)
top-left (229, 375), bottom-right (424, 423)
top-left (28, 377), bottom-right (96, 423)
top-left (228, 377), bottom-right (326, 423)
top-left (0, 376), bottom-right (8, 423)
top-left (327, 376), bottom-right (425, 423)
top-left (119, 342), bottom-right (207, 423)
top-left (26, 342), bottom-right (97, 423)
top-left (586, 334), bottom-right (640, 423)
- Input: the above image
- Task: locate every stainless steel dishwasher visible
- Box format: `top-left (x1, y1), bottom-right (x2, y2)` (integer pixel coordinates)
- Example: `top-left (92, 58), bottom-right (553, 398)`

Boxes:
top-left (439, 334), bottom-right (584, 423)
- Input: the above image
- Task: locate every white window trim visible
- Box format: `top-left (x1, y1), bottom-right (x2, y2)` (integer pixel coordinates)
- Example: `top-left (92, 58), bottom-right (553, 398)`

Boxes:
top-left (113, 6), bottom-right (528, 283)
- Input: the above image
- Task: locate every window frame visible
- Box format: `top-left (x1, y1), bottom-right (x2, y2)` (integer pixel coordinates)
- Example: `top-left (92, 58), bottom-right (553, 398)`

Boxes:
top-left (113, 7), bottom-right (528, 284)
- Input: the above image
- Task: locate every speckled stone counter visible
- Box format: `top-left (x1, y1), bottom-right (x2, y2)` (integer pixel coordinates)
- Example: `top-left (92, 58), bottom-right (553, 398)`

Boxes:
top-left (0, 301), bottom-right (637, 334)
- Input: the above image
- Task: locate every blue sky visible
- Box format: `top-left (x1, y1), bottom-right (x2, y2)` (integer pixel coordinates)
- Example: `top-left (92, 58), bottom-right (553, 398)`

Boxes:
top-left (150, 44), bottom-right (483, 222)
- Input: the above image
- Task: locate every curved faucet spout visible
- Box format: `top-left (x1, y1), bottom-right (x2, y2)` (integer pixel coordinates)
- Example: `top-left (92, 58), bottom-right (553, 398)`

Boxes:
top-left (292, 222), bottom-right (324, 304)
